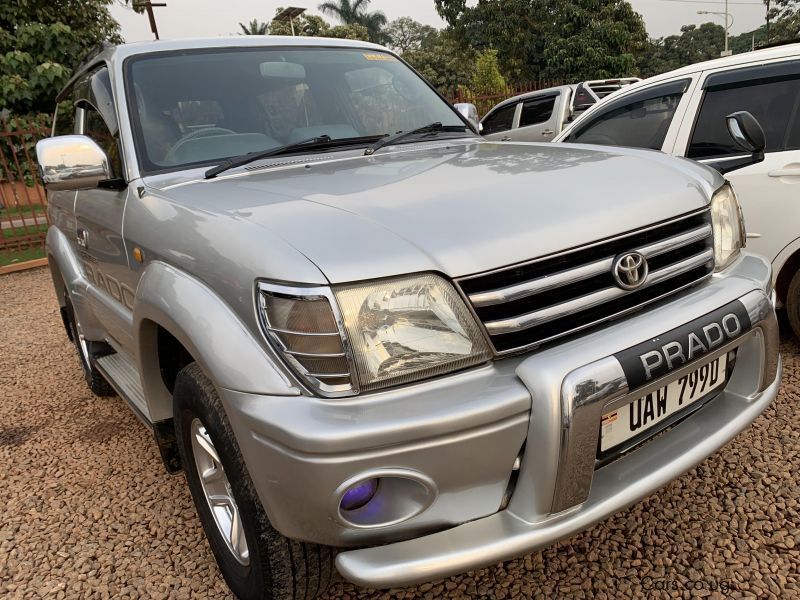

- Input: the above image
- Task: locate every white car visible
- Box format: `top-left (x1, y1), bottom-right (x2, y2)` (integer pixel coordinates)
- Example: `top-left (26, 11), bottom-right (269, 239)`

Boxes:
top-left (555, 43), bottom-right (800, 336)
top-left (479, 79), bottom-right (640, 142)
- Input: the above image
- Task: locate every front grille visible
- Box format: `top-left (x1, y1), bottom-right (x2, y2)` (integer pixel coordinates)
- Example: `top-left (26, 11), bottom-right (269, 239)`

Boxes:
top-left (458, 209), bottom-right (714, 355)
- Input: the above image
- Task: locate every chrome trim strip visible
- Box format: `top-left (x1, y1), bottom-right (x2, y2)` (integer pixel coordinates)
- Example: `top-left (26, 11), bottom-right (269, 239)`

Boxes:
top-left (284, 350), bottom-right (347, 358)
top-left (267, 326), bottom-right (341, 337)
top-left (305, 372), bottom-right (352, 378)
top-left (552, 357), bottom-right (628, 513)
top-left (484, 249), bottom-right (714, 336)
top-left (637, 224), bottom-right (712, 259)
top-left (469, 224), bottom-right (712, 309)
top-left (469, 257), bottom-right (613, 307)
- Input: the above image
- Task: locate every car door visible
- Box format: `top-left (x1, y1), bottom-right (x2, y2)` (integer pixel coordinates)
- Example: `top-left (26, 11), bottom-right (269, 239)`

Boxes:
top-left (675, 61), bottom-right (800, 268)
top-left (74, 66), bottom-right (136, 353)
top-left (481, 101), bottom-right (520, 141)
top-left (513, 93), bottom-right (560, 142)
top-left (563, 78), bottom-right (694, 151)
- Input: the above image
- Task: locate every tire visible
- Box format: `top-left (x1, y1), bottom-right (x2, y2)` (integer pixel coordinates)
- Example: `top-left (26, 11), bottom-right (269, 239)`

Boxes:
top-left (786, 269), bottom-right (800, 340)
top-left (173, 363), bottom-right (334, 600)
top-left (63, 290), bottom-right (115, 397)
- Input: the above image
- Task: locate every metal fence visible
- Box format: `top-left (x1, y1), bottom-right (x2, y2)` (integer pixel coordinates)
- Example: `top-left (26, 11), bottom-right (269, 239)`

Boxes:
top-left (0, 128), bottom-right (50, 275)
top-left (446, 80), bottom-right (567, 118)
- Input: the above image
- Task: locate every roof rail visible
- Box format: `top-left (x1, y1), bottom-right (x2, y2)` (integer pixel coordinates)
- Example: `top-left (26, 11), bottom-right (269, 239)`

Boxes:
top-left (755, 37), bottom-right (800, 51)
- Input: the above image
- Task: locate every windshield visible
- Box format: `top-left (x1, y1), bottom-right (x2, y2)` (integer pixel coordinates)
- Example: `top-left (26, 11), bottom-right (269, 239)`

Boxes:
top-left (125, 47), bottom-right (468, 173)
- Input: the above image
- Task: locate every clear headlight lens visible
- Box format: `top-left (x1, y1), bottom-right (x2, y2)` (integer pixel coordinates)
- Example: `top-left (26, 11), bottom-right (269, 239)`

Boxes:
top-left (334, 274), bottom-right (492, 392)
top-left (711, 183), bottom-right (746, 272)
top-left (258, 275), bottom-right (492, 396)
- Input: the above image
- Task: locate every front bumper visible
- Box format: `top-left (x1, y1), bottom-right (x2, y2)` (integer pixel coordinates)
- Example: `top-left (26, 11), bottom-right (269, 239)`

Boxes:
top-left (219, 253), bottom-right (780, 587)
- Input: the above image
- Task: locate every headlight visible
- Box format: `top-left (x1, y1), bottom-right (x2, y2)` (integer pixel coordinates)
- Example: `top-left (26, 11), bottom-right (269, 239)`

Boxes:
top-left (710, 183), bottom-right (746, 272)
top-left (258, 275), bottom-right (492, 396)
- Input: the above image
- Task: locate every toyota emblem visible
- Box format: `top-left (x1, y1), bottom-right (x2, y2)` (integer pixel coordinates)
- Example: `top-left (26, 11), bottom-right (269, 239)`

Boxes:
top-left (613, 252), bottom-right (648, 290)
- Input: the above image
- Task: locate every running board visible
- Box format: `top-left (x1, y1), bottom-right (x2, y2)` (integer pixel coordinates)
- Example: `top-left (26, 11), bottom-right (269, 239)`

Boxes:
top-left (95, 353), bottom-right (152, 426)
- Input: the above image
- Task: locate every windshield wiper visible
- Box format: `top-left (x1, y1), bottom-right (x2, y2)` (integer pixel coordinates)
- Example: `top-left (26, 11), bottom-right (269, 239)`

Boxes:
top-left (364, 122), bottom-right (468, 156)
top-left (204, 135), bottom-right (334, 179)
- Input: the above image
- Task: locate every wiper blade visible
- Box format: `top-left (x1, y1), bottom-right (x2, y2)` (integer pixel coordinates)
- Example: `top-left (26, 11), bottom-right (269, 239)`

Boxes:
top-left (364, 122), bottom-right (468, 156)
top-left (204, 135), bottom-right (333, 179)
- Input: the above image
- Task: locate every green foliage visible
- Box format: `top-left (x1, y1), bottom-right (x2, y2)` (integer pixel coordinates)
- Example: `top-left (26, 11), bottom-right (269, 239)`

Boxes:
top-left (0, 0), bottom-right (121, 116)
top-left (318, 0), bottom-right (387, 42)
top-left (399, 28), bottom-right (477, 94)
top-left (266, 8), bottom-right (371, 41)
top-left (471, 49), bottom-right (506, 95)
top-left (385, 18), bottom-right (438, 54)
top-left (239, 19), bottom-right (269, 35)
top-left (435, 0), bottom-right (647, 83)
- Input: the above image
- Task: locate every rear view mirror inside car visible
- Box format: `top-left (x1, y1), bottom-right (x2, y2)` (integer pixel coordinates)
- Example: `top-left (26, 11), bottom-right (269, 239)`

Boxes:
top-left (260, 61), bottom-right (306, 79)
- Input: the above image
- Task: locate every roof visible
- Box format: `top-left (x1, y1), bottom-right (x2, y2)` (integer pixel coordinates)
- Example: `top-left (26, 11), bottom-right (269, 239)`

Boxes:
top-left (639, 42), bottom-right (800, 87)
top-left (58, 35), bottom-right (389, 102)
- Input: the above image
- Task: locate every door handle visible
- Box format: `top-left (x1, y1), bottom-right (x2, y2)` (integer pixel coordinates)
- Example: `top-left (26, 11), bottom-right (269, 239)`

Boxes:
top-left (500, 136), bottom-right (512, 142)
top-left (768, 168), bottom-right (800, 177)
top-left (542, 129), bottom-right (554, 136)
top-left (77, 228), bottom-right (89, 249)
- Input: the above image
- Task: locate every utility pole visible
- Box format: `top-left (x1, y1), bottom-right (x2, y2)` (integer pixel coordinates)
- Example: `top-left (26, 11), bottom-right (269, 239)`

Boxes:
top-left (698, 3), bottom-right (734, 56)
top-left (134, 2), bottom-right (167, 40)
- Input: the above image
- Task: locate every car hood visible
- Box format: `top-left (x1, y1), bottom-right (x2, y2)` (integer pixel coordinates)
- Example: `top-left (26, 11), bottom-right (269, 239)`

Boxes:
top-left (146, 140), bottom-right (723, 284)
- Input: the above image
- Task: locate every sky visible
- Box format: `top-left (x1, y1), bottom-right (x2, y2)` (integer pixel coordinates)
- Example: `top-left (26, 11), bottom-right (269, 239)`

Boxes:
top-left (109, 0), bottom-right (770, 43)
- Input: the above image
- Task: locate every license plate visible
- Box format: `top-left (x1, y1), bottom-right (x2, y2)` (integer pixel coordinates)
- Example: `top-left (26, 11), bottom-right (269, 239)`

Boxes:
top-left (600, 353), bottom-right (728, 452)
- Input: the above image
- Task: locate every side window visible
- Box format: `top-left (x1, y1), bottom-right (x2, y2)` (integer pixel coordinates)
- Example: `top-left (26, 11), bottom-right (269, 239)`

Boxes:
top-left (482, 103), bottom-right (517, 135)
top-left (568, 79), bottom-right (689, 150)
top-left (519, 95), bottom-right (556, 128)
top-left (84, 106), bottom-right (123, 178)
top-left (78, 67), bottom-right (123, 179)
top-left (688, 76), bottom-right (800, 159)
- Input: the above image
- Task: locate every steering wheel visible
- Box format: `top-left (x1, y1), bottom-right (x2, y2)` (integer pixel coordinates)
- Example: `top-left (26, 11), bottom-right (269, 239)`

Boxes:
top-left (164, 127), bottom-right (237, 164)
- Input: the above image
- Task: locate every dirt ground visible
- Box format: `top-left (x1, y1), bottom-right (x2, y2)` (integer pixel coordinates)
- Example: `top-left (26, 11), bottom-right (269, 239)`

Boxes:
top-left (1, 267), bottom-right (798, 599)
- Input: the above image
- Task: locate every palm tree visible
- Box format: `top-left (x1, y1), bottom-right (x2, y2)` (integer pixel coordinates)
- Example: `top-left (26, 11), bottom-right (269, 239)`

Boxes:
top-left (239, 19), bottom-right (268, 35)
top-left (318, 0), bottom-right (386, 42)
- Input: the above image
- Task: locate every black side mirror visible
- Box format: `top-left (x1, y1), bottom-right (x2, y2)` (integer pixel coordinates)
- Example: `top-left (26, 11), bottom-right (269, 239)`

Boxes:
top-left (709, 111), bottom-right (766, 174)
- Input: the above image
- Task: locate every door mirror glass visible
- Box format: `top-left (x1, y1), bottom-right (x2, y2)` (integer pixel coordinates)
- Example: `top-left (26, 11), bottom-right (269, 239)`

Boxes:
top-left (36, 135), bottom-right (112, 191)
top-left (726, 110), bottom-right (766, 154)
top-left (453, 102), bottom-right (480, 131)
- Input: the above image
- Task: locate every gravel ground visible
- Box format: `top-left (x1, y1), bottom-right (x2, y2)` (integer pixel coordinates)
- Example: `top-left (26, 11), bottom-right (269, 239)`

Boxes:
top-left (1, 267), bottom-right (799, 599)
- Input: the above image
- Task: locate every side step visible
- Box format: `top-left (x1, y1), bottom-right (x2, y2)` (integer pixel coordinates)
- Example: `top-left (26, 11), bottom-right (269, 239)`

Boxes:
top-left (95, 353), bottom-right (152, 426)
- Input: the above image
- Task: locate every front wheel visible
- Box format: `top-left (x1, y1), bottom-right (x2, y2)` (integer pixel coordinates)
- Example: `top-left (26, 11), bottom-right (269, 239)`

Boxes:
top-left (173, 363), bottom-right (334, 600)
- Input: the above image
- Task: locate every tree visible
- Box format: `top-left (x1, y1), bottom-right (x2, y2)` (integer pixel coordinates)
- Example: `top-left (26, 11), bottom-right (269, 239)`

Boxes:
top-left (402, 29), bottom-right (477, 94)
top-left (266, 8), bottom-right (370, 41)
top-left (239, 19), bottom-right (269, 35)
top-left (637, 22), bottom-right (725, 77)
top-left (471, 49), bottom-right (506, 95)
top-left (0, 0), bottom-right (122, 117)
top-left (434, 0), bottom-right (647, 83)
top-left (318, 0), bottom-right (387, 42)
top-left (384, 17), bottom-right (438, 54)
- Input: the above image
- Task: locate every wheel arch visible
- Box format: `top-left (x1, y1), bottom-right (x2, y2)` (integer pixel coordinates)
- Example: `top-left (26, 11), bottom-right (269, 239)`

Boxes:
top-left (133, 261), bottom-right (299, 424)
top-left (773, 238), bottom-right (800, 305)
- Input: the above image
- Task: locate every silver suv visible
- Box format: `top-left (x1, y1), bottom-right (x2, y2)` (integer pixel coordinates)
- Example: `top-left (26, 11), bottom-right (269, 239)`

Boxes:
top-left (37, 38), bottom-right (781, 600)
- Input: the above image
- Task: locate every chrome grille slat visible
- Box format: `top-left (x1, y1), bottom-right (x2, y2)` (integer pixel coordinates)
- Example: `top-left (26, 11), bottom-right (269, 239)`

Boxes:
top-left (638, 224), bottom-right (712, 258)
top-left (469, 223), bottom-right (712, 308)
top-left (483, 248), bottom-right (714, 335)
top-left (458, 209), bottom-right (715, 354)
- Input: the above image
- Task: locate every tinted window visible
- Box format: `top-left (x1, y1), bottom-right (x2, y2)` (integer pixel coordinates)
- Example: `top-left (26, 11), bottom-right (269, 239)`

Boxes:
top-left (519, 96), bottom-right (555, 128)
top-left (688, 76), bottom-right (800, 159)
top-left (126, 48), bottom-right (468, 172)
top-left (79, 68), bottom-right (123, 178)
top-left (482, 103), bottom-right (516, 135)
top-left (568, 90), bottom-right (683, 150)
top-left (84, 106), bottom-right (123, 178)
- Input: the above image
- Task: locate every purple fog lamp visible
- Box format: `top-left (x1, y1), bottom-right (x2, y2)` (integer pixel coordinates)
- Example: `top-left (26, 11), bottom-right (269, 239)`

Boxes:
top-left (339, 478), bottom-right (379, 511)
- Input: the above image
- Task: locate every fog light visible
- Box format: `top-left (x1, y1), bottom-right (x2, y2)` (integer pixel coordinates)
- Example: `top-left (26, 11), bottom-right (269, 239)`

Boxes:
top-left (340, 478), bottom-right (378, 511)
